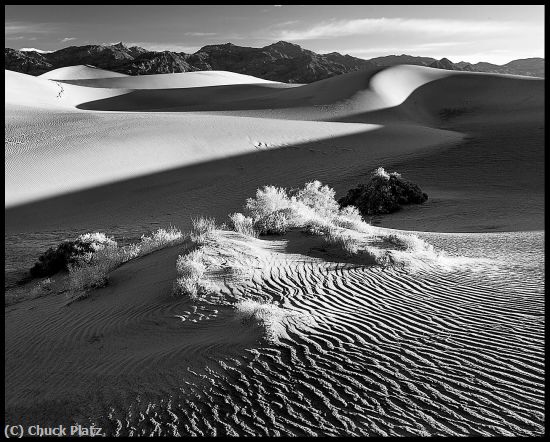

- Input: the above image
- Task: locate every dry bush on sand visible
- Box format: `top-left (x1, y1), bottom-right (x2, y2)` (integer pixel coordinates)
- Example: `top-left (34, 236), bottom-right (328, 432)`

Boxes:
top-left (229, 213), bottom-right (258, 238)
top-left (190, 217), bottom-right (217, 244)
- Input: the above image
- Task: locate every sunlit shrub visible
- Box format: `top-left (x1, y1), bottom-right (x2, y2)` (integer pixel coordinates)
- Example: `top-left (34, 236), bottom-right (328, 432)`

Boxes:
top-left (139, 226), bottom-right (184, 255)
top-left (174, 249), bottom-right (207, 298)
top-left (254, 208), bottom-right (291, 235)
top-left (245, 185), bottom-right (290, 219)
top-left (228, 212), bottom-right (258, 238)
top-left (190, 217), bottom-right (217, 244)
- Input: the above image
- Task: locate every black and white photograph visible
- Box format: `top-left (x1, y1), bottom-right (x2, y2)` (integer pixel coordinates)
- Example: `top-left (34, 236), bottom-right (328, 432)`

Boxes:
top-left (4, 4), bottom-right (544, 437)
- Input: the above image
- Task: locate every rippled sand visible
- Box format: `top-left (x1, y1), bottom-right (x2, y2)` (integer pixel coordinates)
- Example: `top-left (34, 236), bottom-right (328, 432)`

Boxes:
top-left (5, 230), bottom-right (544, 436)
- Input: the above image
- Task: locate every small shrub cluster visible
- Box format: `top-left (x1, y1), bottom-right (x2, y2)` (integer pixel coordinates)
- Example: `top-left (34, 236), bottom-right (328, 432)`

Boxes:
top-left (173, 249), bottom-right (207, 298)
top-left (293, 180), bottom-right (340, 218)
top-left (339, 167), bottom-right (428, 216)
top-left (228, 213), bottom-right (258, 238)
top-left (30, 232), bottom-right (117, 278)
top-left (254, 208), bottom-right (292, 235)
top-left (231, 180), bottom-right (371, 237)
top-left (68, 261), bottom-right (110, 293)
top-left (30, 227), bottom-right (185, 301)
top-left (190, 217), bottom-right (217, 244)
top-left (139, 226), bottom-right (184, 256)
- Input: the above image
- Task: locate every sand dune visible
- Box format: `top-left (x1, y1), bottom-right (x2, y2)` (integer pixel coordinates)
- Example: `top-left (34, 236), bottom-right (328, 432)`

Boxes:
top-left (75, 65), bottom-right (543, 124)
top-left (5, 65), bottom-right (543, 233)
top-left (54, 68), bottom-right (285, 89)
top-left (6, 67), bottom-right (469, 209)
top-left (5, 70), bottom-right (131, 110)
top-left (39, 64), bottom-right (129, 80)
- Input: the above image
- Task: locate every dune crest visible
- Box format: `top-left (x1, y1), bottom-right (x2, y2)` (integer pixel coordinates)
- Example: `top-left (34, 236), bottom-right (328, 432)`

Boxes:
top-left (39, 64), bottom-right (129, 80)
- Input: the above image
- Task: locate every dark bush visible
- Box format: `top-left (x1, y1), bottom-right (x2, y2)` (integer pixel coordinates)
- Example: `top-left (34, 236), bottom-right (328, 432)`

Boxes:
top-left (339, 168), bottom-right (428, 216)
top-left (30, 240), bottom-right (96, 278)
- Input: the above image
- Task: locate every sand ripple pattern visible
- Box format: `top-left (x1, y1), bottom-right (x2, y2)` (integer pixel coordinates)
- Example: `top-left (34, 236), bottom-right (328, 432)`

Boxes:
top-left (101, 231), bottom-right (544, 436)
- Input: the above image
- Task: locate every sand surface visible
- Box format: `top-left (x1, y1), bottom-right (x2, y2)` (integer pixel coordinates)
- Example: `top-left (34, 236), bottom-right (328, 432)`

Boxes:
top-left (5, 229), bottom-right (544, 435)
top-left (4, 64), bottom-right (544, 435)
top-left (5, 65), bottom-right (543, 233)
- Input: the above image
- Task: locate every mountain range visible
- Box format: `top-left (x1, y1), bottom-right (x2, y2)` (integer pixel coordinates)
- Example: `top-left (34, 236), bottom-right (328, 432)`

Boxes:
top-left (4, 41), bottom-right (544, 82)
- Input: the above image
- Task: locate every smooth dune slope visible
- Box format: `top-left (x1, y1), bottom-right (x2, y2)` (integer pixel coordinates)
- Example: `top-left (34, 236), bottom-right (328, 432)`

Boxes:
top-left (6, 66), bottom-right (465, 210)
top-left (39, 64), bottom-right (129, 80)
top-left (75, 65), bottom-right (543, 127)
top-left (5, 69), bottom-right (131, 110)
top-left (55, 69), bottom-right (287, 89)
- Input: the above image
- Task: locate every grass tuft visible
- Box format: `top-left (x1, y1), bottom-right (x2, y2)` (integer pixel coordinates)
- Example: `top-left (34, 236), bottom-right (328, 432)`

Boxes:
top-left (324, 227), bottom-right (360, 255)
top-left (190, 217), bottom-right (217, 244)
top-left (173, 248), bottom-right (207, 298)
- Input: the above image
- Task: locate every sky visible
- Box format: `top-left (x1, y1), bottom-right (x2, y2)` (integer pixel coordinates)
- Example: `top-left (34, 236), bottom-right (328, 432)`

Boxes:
top-left (5, 5), bottom-right (545, 64)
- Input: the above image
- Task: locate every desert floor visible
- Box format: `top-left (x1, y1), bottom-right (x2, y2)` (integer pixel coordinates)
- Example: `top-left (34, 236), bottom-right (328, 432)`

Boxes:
top-left (4, 65), bottom-right (544, 436)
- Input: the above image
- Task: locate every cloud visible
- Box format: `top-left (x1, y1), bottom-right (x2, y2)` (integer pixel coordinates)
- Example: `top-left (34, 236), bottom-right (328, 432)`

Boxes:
top-left (339, 41), bottom-right (471, 57)
top-left (19, 47), bottom-right (53, 54)
top-left (271, 20), bottom-right (300, 28)
top-left (5, 21), bottom-right (56, 36)
top-left (61, 37), bottom-right (76, 42)
top-left (275, 17), bottom-right (528, 41)
top-left (183, 32), bottom-right (217, 37)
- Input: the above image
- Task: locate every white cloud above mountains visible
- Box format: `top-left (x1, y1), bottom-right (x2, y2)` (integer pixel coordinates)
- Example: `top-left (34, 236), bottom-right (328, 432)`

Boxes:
top-left (18, 47), bottom-right (53, 53)
top-left (274, 17), bottom-right (528, 41)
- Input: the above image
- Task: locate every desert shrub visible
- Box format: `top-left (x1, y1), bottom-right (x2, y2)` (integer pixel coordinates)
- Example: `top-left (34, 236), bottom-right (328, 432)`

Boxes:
top-left (242, 181), bottom-right (377, 236)
top-left (292, 180), bottom-right (340, 218)
top-left (66, 243), bottom-right (124, 293)
top-left (243, 182), bottom-right (341, 235)
top-left (332, 205), bottom-right (372, 232)
top-left (117, 243), bottom-right (142, 262)
top-left (30, 241), bottom-right (96, 277)
top-left (339, 167), bottom-right (428, 216)
top-left (139, 226), bottom-right (184, 255)
top-left (30, 232), bottom-right (119, 278)
top-left (229, 213), bottom-right (258, 238)
top-left (324, 227), bottom-right (360, 255)
top-left (254, 208), bottom-right (292, 235)
top-left (173, 249), bottom-right (207, 298)
top-left (245, 185), bottom-right (290, 219)
top-left (77, 232), bottom-right (117, 251)
top-left (176, 250), bottom-right (206, 279)
top-left (373, 166), bottom-right (391, 179)
top-left (386, 232), bottom-right (434, 253)
top-left (173, 276), bottom-right (200, 298)
top-left (67, 261), bottom-right (110, 292)
top-left (190, 217), bottom-right (217, 244)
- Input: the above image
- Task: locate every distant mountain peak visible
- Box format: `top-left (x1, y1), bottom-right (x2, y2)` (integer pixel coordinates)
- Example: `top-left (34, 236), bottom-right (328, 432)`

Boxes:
top-left (111, 42), bottom-right (127, 49)
top-left (270, 40), bottom-right (301, 48)
top-left (429, 57), bottom-right (461, 71)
